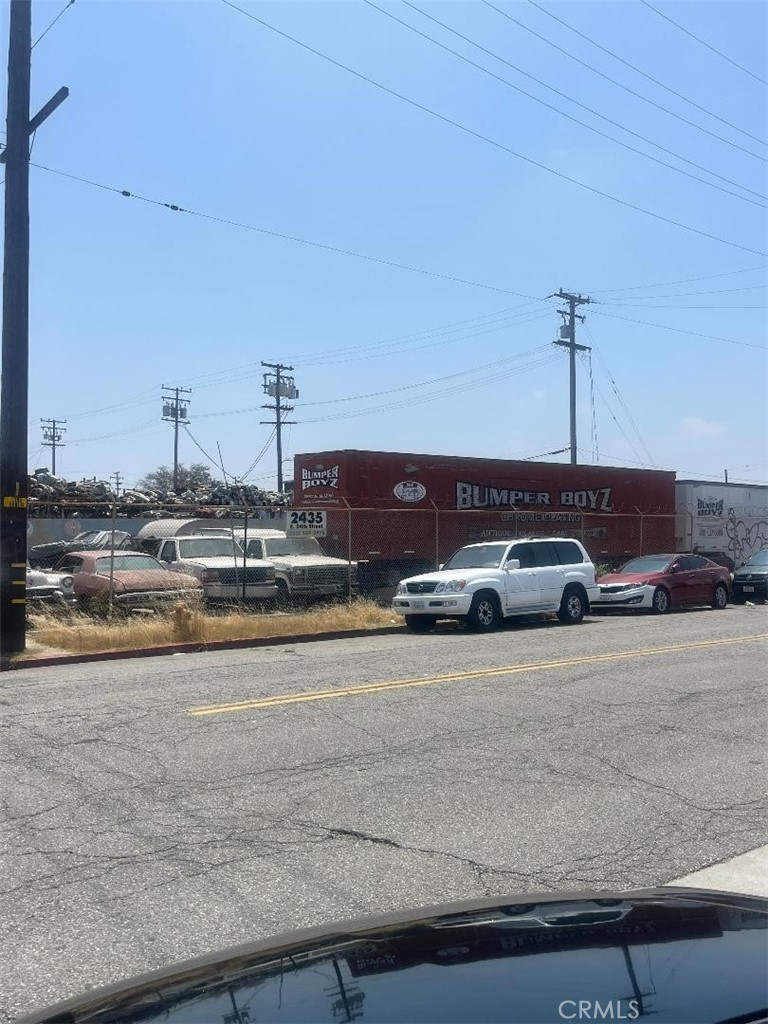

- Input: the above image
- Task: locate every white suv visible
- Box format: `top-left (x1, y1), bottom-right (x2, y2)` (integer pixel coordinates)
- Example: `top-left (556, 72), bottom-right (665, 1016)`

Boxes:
top-left (393, 537), bottom-right (598, 633)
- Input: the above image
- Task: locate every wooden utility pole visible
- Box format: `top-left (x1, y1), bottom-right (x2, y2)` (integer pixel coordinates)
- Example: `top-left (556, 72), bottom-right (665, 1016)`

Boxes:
top-left (40, 417), bottom-right (66, 474)
top-left (161, 385), bottom-right (191, 493)
top-left (553, 290), bottom-right (591, 465)
top-left (261, 362), bottom-right (298, 493)
top-left (0, 0), bottom-right (68, 658)
top-left (1, 1), bottom-right (33, 658)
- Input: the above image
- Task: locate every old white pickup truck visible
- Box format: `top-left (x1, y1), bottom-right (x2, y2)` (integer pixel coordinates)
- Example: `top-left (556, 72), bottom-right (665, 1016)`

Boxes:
top-left (233, 529), bottom-right (357, 601)
top-left (147, 535), bottom-right (276, 603)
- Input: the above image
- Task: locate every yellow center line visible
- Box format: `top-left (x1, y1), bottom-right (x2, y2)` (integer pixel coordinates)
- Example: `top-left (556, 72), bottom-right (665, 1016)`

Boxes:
top-left (186, 633), bottom-right (768, 717)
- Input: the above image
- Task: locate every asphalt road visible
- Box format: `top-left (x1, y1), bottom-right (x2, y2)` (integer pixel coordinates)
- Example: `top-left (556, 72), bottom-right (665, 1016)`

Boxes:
top-left (2, 606), bottom-right (767, 1021)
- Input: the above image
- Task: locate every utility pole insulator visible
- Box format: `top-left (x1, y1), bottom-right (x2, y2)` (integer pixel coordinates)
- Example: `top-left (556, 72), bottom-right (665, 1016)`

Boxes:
top-left (552, 290), bottom-right (592, 466)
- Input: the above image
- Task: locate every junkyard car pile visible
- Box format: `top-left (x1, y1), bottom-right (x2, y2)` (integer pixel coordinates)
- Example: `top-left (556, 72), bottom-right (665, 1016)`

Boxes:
top-left (27, 468), bottom-right (290, 517)
top-left (28, 519), bottom-right (357, 615)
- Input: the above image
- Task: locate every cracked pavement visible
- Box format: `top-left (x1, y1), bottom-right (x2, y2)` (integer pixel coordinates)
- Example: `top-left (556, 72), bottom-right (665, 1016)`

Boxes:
top-left (1, 607), bottom-right (767, 1021)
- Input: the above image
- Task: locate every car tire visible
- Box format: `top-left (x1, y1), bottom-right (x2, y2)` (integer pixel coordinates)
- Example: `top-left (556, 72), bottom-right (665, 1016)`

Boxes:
top-left (711, 583), bottom-right (729, 610)
top-left (651, 586), bottom-right (670, 614)
top-left (557, 586), bottom-right (585, 625)
top-left (405, 615), bottom-right (436, 633)
top-left (467, 591), bottom-right (501, 632)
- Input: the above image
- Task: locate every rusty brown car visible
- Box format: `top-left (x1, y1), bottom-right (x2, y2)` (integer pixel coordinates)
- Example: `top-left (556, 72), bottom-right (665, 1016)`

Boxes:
top-left (53, 551), bottom-right (203, 613)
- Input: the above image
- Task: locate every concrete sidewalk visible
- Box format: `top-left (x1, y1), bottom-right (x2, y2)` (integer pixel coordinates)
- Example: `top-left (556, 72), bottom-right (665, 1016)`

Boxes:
top-left (669, 844), bottom-right (768, 897)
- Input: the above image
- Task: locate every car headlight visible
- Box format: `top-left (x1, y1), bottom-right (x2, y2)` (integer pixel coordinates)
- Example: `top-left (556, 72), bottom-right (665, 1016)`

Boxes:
top-left (396, 582), bottom-right (407, 595)
top-left (434, 582), bottom-right (446, 594)
top-left (445, 580), bottom-right (467, 593)
top-left (291, 568), bottom-right (307, 579)
top-left (60, 575), bottom-right (74, 590)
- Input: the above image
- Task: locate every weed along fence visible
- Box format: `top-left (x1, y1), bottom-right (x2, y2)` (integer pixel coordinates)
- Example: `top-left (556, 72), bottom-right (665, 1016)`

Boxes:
top-left (28, 500), bottom-right (677, 594)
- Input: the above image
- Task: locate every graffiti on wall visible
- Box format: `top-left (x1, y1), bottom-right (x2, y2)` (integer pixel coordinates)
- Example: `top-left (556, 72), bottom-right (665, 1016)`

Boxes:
top-left (689, 491), bottom-right (768, 565)
top-left (725, 509), bottom-right (768, 565)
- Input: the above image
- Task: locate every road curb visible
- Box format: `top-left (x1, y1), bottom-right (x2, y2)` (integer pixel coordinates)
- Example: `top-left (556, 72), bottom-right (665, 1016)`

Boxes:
top-left (1, 625), bottom-right (405, 671)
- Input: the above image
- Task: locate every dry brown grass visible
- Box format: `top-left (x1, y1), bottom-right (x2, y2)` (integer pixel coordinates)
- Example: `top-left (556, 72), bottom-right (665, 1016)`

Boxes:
top-left (27, 600), bottom-right (397, 656)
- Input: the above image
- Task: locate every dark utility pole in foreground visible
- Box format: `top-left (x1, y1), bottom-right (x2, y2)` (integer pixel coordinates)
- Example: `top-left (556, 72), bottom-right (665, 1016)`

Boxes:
top-left (0, 0), bottom-right (31, 657)
top-left (553, 290), bottom-right (591, 465)
top-left (261, 362), bottom-right (298, 493)
top-left (162, 385), bottom-right (191, 493)
top-left (41, 417), bottom-right (66, 475)
top-left (0, 0), bottom-right (67, 658)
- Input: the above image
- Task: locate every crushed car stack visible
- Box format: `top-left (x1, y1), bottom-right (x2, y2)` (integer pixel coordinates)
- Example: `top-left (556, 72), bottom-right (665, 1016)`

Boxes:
top-left (28, 469), bottom-right (290, 517)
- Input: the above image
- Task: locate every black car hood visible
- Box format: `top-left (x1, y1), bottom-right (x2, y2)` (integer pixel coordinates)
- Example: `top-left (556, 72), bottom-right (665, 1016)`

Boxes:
top-left (734, 567), bottom-right (768, 578)
top-left (20, 888), bottom-right (768, 1024)
top-left (29, 540), bottom-right (69, 554)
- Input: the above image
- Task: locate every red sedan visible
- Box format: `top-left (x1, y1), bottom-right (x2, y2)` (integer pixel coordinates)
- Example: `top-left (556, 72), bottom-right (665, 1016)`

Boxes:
top-left (593, 553), bottom-right (731, 614)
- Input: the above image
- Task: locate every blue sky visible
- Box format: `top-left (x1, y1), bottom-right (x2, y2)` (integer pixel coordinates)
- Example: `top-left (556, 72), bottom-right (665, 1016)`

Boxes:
top-left (5, 0), bottom-right (767, 489)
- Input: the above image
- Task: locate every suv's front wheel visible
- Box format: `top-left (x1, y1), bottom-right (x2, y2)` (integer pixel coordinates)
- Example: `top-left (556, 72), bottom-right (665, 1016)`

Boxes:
top-left (467, 592), bottom-right (502, 632)
top-left (557, 586), bottom-right (586, 625)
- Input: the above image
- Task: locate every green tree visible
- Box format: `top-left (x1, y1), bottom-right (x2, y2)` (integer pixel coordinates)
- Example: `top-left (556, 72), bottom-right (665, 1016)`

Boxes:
top-left (137, 463), bottom-right (217, 493)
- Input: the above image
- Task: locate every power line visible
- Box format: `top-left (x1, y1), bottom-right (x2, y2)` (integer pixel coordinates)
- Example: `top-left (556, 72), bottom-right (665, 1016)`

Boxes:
top-left (598, 303), bottom-right (765, 310)
top-left (67, 418), bottom-right (158, 445)
top-left (240, 427), bottom-right (277, 481)
top-left (297, 309), bottom-right (554, 366)
top-left (597, 283), bottom-right (767, 300)
top-left (590, 309), bottom-right (766, 350)
top-left (53, 308), bottom-right (555, 428)
top-left (32, 162), bottom-right (536, 299)
top-left (386, 0), bottom-right (767, 206)
top-left (576, 448), bottom-right (768, 485)
top-left (639, 0), bottom-right (768, 87)
top-left (182, 425), bottom-right (222, 474)
top-left (577, 362), bottom-right (647, 467)
top-left (194, 317), bottom-right (557, 417)
top-left (595, 264), bottom-right (767, 293)
top-left (524, 0), bottom-right (766, 146)
top-left (520, 446), bottom-right (570, 460)
top-left (196, 343), bottom-right (554, 419)
top-left (586, 333), bottom-right (655, 465)
top-left (186, 303), bottom-right (552, 388)
top-left (297, 350), bottom-right (563, 424)
top-left (486, 1), bottom-right (766, 163)
top-left (63, 386), bottom-right (158, 420)
top-left (32, 0), bottom-right (75, 50)
top-left (218, 1), bottom-right (767, 257)
top-left (585, 351), bottom-right (599, 464)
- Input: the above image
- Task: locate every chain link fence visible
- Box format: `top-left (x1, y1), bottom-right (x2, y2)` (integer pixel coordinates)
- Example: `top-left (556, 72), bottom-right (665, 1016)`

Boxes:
top-left (27, 500), bottom-right (678, 602)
